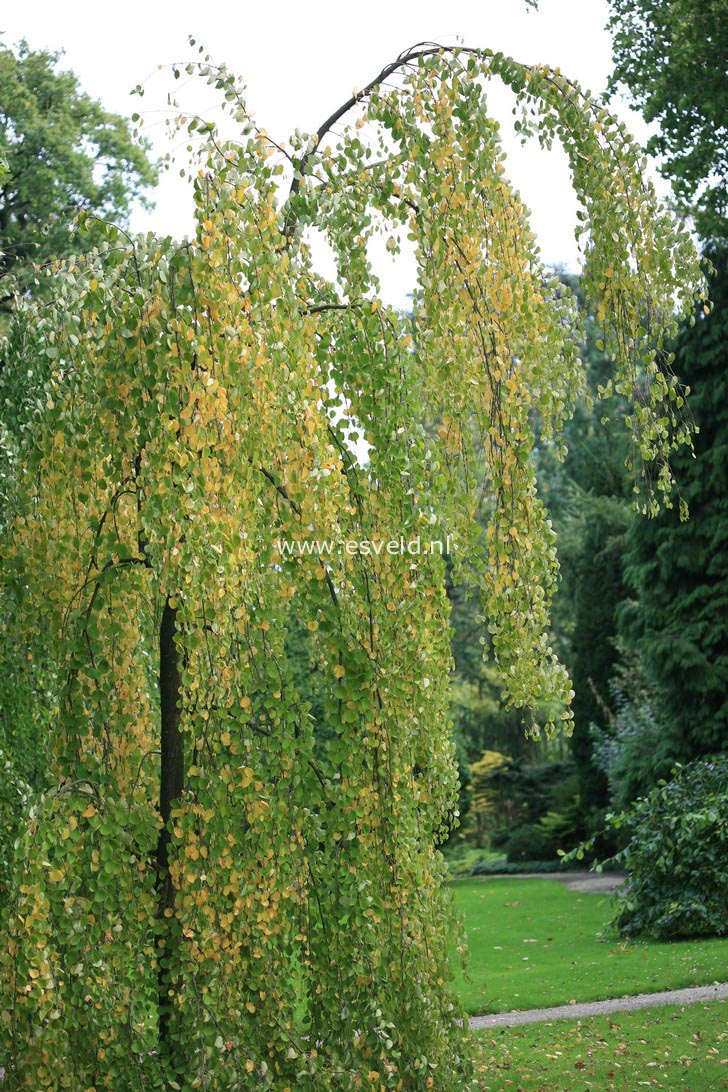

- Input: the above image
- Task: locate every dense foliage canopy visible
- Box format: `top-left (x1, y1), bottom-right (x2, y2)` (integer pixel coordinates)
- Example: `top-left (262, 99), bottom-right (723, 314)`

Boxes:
top-left (0, 42), bottom-right (703, 1090)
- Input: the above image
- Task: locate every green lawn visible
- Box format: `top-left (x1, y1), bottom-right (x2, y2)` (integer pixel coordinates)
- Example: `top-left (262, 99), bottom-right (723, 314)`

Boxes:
top-left (473, 1000), bottom-right (727, 1090)
top-left (450, 878), bottom-right (727, 1015)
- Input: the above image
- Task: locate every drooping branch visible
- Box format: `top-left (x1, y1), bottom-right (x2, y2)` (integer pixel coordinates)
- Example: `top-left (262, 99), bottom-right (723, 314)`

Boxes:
top-left (282, 42), bottom-right (444, 238)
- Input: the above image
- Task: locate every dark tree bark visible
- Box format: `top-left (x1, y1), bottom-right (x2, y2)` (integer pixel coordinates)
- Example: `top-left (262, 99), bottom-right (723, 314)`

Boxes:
top-left (156, 598), bottom-right (185, 1056)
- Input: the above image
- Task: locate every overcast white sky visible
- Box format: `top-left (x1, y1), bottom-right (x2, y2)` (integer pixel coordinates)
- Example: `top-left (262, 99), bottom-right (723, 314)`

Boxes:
top-left (3, 0), bottom-right (663, 302)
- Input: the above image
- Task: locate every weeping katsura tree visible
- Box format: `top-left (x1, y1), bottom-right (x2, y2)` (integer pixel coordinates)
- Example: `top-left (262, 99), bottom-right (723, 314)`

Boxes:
top-left (0, 42), bottom-right (703, 1091)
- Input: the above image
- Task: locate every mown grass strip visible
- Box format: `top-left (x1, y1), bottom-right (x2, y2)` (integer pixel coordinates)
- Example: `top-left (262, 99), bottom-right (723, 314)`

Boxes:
top-left (450, 878), bottom-right (727, 1015)
top-left (472, 1000), bottom-right (726, 1090)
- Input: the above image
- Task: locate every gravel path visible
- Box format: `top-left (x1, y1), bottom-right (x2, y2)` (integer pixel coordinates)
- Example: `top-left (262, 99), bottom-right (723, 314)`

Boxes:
top-left (469, 981), bottom-right (728, 1029)
top-left (472, 871), bottom-right (626, 894)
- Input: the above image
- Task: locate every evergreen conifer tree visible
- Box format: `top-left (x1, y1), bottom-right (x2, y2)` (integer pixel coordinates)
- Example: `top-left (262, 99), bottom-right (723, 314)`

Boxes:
top-left (620, 248), bottom-right (728, 757)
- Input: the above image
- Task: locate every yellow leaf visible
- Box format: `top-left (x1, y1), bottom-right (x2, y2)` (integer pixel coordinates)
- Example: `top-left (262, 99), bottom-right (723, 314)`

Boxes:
top-left (238, 766), bottom-right (254, 789)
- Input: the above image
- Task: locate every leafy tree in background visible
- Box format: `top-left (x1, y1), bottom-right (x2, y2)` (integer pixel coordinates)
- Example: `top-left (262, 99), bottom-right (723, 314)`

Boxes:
top-left (590, 647), bottom-right (688, 809)
top-left (606, 0), bottom-right (728, 243)
top-left (0, 39), bottom-right (157, 312)
top-left (0, 41), bottom-right (703, 1090)
top-left (538, 276), bottom-right (633, 813)
top-left (448, 576), bottom-right (541, 762)
top-left (559, 496), bottom-right (630, 806)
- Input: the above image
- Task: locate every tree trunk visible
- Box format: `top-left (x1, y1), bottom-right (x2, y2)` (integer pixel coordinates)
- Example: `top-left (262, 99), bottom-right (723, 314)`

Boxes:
top-left (156, 598), bottom-right (185, 1058)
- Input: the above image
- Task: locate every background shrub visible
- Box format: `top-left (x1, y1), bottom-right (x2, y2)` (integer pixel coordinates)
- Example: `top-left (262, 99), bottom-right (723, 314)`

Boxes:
top-left (598, 754), bottom-right (727, 939)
